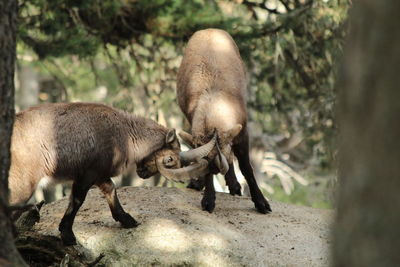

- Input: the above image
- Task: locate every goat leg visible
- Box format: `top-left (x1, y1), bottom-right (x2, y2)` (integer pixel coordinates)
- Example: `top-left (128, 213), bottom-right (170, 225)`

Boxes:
top-left (234, 139), bottom-right (271, 214)
top-left (224, 163), bottom-right (242, 196)
top-left (201, 174), bottom-right (216, 213)
top-left (59, 177), bottom-right (93, 245)
top-left (97, 179), bottom-right (139, 228)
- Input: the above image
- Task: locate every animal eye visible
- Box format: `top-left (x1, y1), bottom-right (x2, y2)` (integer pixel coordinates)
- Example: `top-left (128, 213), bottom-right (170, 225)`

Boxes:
top-left (163, 155), bottom-right (175, 166)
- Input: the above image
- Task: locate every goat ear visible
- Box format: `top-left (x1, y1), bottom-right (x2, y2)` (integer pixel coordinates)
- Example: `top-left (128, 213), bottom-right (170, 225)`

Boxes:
top-left (228, 124), bottom-right (242, 139)
top-left (178, 131), bottom-right (194, 148)
top-left (166, 129), bottom-right (177, 144)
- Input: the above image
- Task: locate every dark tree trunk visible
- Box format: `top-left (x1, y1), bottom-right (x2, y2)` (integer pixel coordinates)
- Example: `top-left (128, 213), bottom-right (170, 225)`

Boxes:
top-left (333, 1), bottom-right (400, 266)
top-left (0, 0), bottom-right (27, 266)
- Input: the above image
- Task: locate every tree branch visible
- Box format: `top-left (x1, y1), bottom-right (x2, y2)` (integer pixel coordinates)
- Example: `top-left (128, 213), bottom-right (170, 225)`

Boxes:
top-left (242, 0), bottom-right (282, 15)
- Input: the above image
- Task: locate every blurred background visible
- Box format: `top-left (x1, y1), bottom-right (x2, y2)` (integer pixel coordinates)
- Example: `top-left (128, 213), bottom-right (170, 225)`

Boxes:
top-left (16, 0), bottom-right (349, 209)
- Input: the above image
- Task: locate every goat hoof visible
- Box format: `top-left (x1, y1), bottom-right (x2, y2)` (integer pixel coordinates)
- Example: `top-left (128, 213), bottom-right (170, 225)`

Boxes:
top-left (254, 198), bottom-right (272, 214)
top-left (119, 213), bottom-right (139, 228)
top-left (201, 196), bottom-right (216, 213)
top-left (229, 183), bottom-right (242, 196)
top-left (187, 179), bottom-right (204, 191)
top-left (61, 231), bottom-right (77, 246)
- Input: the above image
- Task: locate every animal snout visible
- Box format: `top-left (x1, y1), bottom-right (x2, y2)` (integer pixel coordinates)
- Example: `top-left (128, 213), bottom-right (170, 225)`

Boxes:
top-left (136, 167), bottom-right (152, 179)
top-left (208, 160), bottom-right (221, 175)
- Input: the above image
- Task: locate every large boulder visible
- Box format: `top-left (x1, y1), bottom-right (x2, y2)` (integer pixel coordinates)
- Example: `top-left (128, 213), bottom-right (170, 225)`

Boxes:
top-left (34, 186), bottom-right (332, 266)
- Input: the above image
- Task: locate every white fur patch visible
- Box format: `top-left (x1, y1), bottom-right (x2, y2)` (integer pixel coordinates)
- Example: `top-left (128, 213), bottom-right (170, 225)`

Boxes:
top-left (207, 98), bottom-right (238, 130)
top-left (212, 33), bottom-right (234, 53)
top-left (37, 176), bottom-right (54, 189)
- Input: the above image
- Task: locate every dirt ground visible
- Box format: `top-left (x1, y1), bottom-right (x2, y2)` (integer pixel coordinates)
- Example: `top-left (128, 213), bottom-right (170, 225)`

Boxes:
top-left (32, 186), bottom-right (333, 266)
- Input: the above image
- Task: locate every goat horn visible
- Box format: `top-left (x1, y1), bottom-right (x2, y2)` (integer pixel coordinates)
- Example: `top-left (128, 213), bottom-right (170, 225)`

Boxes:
top-left (179, 132), bottom-right (217, 164)
top-left (156, 158), bottom-right (209, 183)
top-left (214, 142), bottom-right (229, 175)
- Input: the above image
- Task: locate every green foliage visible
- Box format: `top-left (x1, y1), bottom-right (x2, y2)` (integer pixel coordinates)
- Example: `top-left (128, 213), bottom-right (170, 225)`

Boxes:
top-left (269, 180), bottom-right (333, 209)
top-left (239, 1), bottom-right (348, 169)
top-left (137, 0), bottom-right (235, 37)
top-left (18, 0), bottom-right (236, 58)
top-left (19, 0), bottom-right (104, 58)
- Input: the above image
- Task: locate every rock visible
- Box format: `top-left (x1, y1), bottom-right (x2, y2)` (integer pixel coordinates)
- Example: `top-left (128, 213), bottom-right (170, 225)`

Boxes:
top-left (33, 187), bottom-right (332, 266)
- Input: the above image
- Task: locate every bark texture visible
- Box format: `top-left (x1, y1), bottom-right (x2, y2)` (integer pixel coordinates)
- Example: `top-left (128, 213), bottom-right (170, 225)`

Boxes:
top-left (0, 0), bottom-right (27, 266)
top-left (333, 1), bottom-right (400, 266)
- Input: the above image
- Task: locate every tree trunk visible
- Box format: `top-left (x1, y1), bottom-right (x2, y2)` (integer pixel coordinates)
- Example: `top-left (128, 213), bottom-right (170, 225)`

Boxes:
top-left (333, 1), bottom-right (400, 266)
top-left (0, 0), bottom-right (27, 266)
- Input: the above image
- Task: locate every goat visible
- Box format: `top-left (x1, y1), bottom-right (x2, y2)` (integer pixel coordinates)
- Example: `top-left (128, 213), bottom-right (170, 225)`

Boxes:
top-left (177, 28), bottom-right (271, 214)
top-left (8, 102), bottom-right (215, 245)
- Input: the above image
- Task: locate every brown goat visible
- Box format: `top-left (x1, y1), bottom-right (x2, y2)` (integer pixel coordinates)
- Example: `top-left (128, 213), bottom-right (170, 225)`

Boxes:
top-left (9, 102), bottom-right (214, 245)
top-left (177, 28), bottom-right (271, 214)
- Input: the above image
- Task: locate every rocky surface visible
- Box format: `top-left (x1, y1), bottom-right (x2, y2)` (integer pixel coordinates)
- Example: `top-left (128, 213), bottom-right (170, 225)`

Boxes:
top-left (33, 186), bottom-right (333, 266)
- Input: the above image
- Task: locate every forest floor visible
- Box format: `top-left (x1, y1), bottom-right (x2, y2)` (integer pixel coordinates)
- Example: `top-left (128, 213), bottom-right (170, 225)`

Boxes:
top-left (17, 186), bottom-right (333, 266)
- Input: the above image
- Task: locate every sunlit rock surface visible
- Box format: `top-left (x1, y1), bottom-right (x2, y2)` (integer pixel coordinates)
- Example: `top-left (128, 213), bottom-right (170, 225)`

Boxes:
top-left (34, 187), bottom-right (332, 266)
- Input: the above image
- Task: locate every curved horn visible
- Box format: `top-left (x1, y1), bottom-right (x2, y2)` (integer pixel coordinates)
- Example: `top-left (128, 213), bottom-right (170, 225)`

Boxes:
top-left (156, 158), bottom-right (209, 183)
top-left (179, 132), bottom-right (217, 164)
top-left (214, 142), bottom-right (229, 175)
